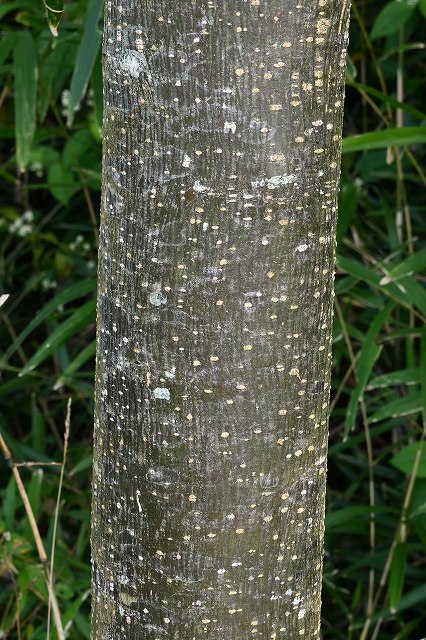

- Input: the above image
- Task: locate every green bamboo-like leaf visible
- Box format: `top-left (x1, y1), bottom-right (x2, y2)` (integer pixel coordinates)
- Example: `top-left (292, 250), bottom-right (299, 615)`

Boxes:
top-left (367, 368), bottom-right (421, 390)
top-left (337, 255), bottom-right (426, 318)
top-left (371, 0), bottom-right (416, 39)
top-left (379, 248), bottom-right (426, 284)
top-left (14, 31), bottom-right (37, 172)
top-left (19, 298), bottom-right (96, 376)
top-left (0, 31), bottom-right (16, 67)
top-left (371, 393), bottom-right (422, 424)
top-left (342, 127), bottom-right (426, 154)
top-left (391, 442), bottom-right (426, 478)
top-left (347, 80), bottom-right (426, 121)
top-left (344, 302), bottom-right (394, 437)
top-left (53, 339), bottom-right (96, 390)
top-left (67, 0), bottom-right (104, 127)
top-left (389, 542), bottom-right (407, 614)
top-left (421, 326), bottom-right (426, 429)
top-left (70, 455), bottom-right (93, 476)
top-left (1, 279), bottom-right (96, 366)
top-left (31, 393), bottom-right (45, 453)
top-left (42, 0), bottom-right (64, 37)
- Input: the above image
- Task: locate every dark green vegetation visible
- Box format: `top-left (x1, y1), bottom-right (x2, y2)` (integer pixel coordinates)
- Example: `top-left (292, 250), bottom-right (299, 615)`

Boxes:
top-left (0, 1), bottom-right (425, 638)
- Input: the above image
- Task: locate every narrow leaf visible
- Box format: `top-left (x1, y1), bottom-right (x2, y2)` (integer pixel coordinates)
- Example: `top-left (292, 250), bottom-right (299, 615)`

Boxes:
top-left (19, 298), bottom-right (96, 376)
top-left (53, 339), bottom-right (96, 390)
top-left (367, 368), bottom-right (421, 390)
top-left (389, 542), bottom-right (407, 614)
top-left (67, 0), bottom-right (104, 127)
top-left (371, 393), bottom-right (422, 424)
top-left (342, 127), bottom-right (426, 154)
top-left (344, 301), bottom-right (395, 437)
top-left (380, 248), bottom-right (426, 283)
top-left (14, 31), bottom-right (37, 171)
top-left (1, 279), bottom-right (96, 366)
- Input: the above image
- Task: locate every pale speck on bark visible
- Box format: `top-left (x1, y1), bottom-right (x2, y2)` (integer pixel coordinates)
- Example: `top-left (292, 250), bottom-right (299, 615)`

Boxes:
top-left (91, 1), bottom-right (351, 638)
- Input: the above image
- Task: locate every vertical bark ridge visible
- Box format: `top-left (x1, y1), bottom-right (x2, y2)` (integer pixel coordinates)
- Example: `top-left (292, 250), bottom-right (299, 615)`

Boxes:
top-left (92, 1), bottom-right (351, 638)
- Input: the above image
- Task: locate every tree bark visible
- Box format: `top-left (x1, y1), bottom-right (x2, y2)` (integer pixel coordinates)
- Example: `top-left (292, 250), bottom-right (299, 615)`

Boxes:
top-left (91, 1), bottom-right (351, 638)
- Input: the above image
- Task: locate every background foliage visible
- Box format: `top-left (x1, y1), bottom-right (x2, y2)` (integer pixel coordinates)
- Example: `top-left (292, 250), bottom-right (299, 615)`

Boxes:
top-left (0, 0), bottom-right (425, 638)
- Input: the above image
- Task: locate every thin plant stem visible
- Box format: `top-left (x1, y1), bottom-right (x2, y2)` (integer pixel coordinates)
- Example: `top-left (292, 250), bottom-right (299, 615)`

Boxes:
top-left (0, 431), bottom-right (65, 640)
top-left (46, 398), bottom-right (71, 640)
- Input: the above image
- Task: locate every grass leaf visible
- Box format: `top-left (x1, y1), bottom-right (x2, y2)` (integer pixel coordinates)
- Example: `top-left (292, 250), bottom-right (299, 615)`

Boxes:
top-left (342, 127), bottom-right (426, 154)
top-left (19, 298), bottom-right (96, 376)
top-left (14, 31), bottom-right (37, 171)
top-left (67, 0), bottom-right (104, 127)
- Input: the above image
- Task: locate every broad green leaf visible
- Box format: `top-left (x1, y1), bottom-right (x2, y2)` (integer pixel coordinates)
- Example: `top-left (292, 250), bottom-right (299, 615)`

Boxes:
top-left (42, 0), bottom-right (64, 36)
top-left (67, 0), bottom-right (104, 127)
top-left (389, 542), bottom-right (407, 614)
top-left (14, 31), bottom-right (38, 172)
top-left (19, 298), bottom-right (96, 376)
top-left (421, 0), bottom-right (426, 17)
top-left (63, 129), bottom-right (93, 168)
top-left (342, 127), bottom-right (426, 154)
top-left (1, 279), bottom-right (96, 366)
top-left (48, 160), bottom-right (76, 204)
top-left (391, 442), bottom-right (426, 478)
top-left (371, 393), bottom-right (422, 423)
top-left (367, 368), bottom-right (421, 389)
top-left (371, 0), bottom-right (416, 39)
top-left (53, 340), bottom-right (96, 390)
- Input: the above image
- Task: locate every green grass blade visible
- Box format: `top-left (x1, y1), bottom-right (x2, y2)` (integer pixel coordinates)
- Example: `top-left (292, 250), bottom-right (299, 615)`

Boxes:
top-left (1, 279), bottom-right (96, 366)
top-left (389, 542), bottom-right (407, 614)
top-left (371, 393), bottom-right (422, 424)
top-left (344, 301), bottom-right (395, 437)
top-left (380, 248), bottom-right (426, 283)
top-left (53, 339), bottom-right (96, 390)
top-left (421, 326), bottom-right (426, 431)
top-left (367, 368), bottom-right (421, 390)
top-left (337, 255), bottom-right (426, 318)
top-left (342, 127), bottom-right (426, 154)
top-left (0, 31), bottom-right (16, 67)
top-left (67, 0), bottom-right (104, 127)
top-left (14, 31), bottom-right (38, 171)
top-left (18, 298), bottom-right (96, 376)
top-left (347, 80), bottom-right (426, 121)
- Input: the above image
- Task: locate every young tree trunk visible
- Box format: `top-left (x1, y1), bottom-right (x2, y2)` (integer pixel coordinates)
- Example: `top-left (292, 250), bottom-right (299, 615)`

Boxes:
top-left (91, 2), bottom-right (350, 638)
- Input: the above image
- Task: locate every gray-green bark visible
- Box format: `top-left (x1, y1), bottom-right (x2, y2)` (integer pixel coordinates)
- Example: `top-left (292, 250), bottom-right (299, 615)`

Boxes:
top-left (92, 1), bottom-right (350, 638)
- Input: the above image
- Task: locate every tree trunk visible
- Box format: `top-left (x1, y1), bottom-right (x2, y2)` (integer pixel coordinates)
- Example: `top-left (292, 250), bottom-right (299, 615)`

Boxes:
top-left (91, 2), bottom-right (350, 638)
